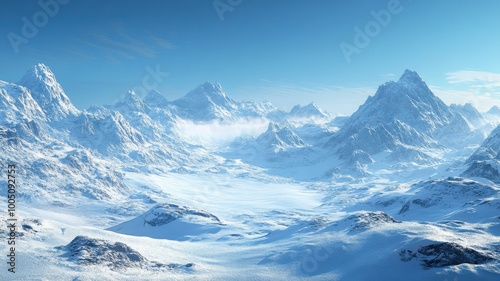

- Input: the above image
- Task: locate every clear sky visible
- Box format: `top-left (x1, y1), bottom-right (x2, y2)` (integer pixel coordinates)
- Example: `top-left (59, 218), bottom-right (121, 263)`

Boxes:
top-left (1, 0), bottom-right (500, 114)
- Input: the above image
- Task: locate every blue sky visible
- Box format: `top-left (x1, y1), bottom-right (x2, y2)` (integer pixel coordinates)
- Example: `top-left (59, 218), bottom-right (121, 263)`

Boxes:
top-left (1, 0), bottom-right (500, 114)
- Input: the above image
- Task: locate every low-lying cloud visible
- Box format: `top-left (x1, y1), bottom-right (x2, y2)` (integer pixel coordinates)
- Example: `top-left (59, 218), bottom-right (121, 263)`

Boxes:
top-left (174, 118), bottom-right (269, 147)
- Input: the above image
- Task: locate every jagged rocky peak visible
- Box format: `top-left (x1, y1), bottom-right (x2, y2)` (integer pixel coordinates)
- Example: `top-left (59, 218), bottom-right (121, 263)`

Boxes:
top-left (462, 122), bottom-right (500, 181)
top-left (183, 82), bottom-right (221, 98)
top-left (450, 103), bottom-right (482, 116)
top-left (143, 89), bottom-right (169, 108)
top-left (123, 90), bottom-right (142, 104)
top-left (449, 103), bottom-right (487, 128)
top-left (257, 121), bottom-right (306, 149)
top-left (114, 90), bottom-right (147, 112)
top-left (379, 69), bottom-right (435, 102)
top-left (18, 63), bottom-right (79, 121)
top-left (327, 69), bottom-right (473, 167)
top-left (0, 81), bottom-right (46, 123)
top-left (487, 105), bottom-right (500, 115)
top-left (399, 69), bottom-right (424, 84)
top-left (289, 102), bottom-right (329, 118)
top-left (463, 103), bottom-right (478, 111)
top-left (181, 81), bottom-right (235, 106)
top-left (266, 121), bottom-right (281, 132)
top-left (466, 123), bottom-right (500, 162)
top-left (348, 69), bottom-right (452, 134)
top-left (262, 121), bottom-right (292, 135)
top-left (173, 81), bottom-right (238, 120)
top-left (21, 63), bottom-right (57, 83)
top-left (198, 81), bottom-right (225, 95)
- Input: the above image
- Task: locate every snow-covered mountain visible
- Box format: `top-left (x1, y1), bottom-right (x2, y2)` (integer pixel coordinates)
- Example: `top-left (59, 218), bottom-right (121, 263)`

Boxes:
top-left (18, 63), bottom-right (79, 121)
top-left (487, 105), bottom-right (500, 115)
top-left (346, 70), bottom-right (453, 134)
top-left (484, 105), bottom-right (500, 125)
top-left (72, 109), bottom-right (145, 156)
top-left (449, 103), bottom-right (487, 129)
top-left (112, 90), bottom-right (149, 113)
top-left (288, 102), bottom-right (331, 120)
top-left (256, 122), bottom-right (306, 152)
top-left (1, 64), bottom-right (499, 280)
top-left (143, 89), bottom-right (170, 109)
top-left (171, 82), bottom-right (287, 122)
top-left (172, 82), bottom-right (238, 120)
top-left (462, 123), bottom-right (500, 182)
top-left (328, 70), bottom-right (477, 165)
top-left (0, 81), bottom-right (46, 124)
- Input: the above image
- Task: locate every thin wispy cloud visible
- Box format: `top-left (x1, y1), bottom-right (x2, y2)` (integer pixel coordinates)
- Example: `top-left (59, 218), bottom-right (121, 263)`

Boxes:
top-left (61, 48), bottom-right (96, 61)
top-left (446, 70), bottom-right (500, 85)
top-left (148, 34), bottom-right (176, 50)
top-left (75, 38), bottom-right (135, 62)
top-left (445, 70), bottom-right (500, 102)
top-left (68, 22), bottom-right (176, 62)
top-left (90, 33), bottom-right (157, 57)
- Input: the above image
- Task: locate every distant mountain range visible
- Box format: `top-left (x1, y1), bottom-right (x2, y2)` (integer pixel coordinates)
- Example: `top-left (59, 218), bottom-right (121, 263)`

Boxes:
top-left (2, 63), bottom-right (500, 194)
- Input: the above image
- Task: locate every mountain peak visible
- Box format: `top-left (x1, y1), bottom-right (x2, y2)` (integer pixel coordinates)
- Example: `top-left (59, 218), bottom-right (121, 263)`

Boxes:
top-left (487, 105), bottom-right (500, 115)
top-left (144, 90), bottom-right (169, 108)
top-left (21, 63), bottom-right (58, 86)
top-left (200, 81), bottom-right (224, 93)
top-left (186, 81), bottom-right (227, 100)
top-left (113, 90), bottom-right (147, 112)
top-left (399, 69), bottom-right (423, 84)
top-left (351, 69), bottom-right (450, 130)
top-left (124, 90), bottom-right (141, 102)
top-left (332, 69), bottom-right (458, 161)
top-left (289, 102), bottom-right (329, 119)
top-left (257, 122), bottom-right (306, 151)
top-left (173, 82), bottom-right (237, 120)
top-left (19, 63), bottom-right (79, 121)
top-left (33, 63), bottom-right (53, 76)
